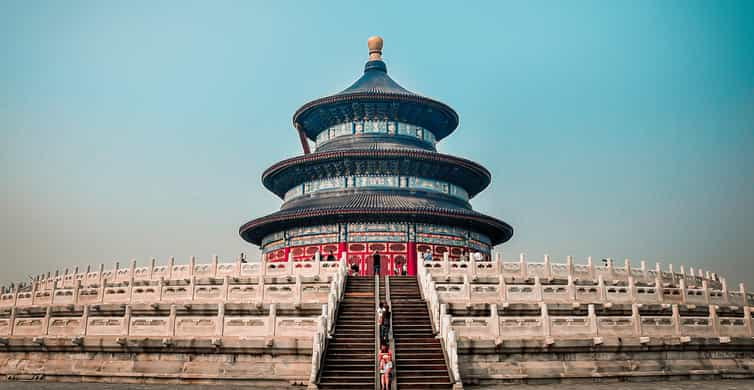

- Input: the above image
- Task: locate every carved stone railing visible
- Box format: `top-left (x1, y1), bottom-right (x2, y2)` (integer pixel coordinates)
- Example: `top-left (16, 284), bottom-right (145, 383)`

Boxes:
top-left (446, 303), bottom-right (753, 342)
top-left (1, 253), bottom-right (343, 298)
top-left (421, 253), bottom-right (729, 295)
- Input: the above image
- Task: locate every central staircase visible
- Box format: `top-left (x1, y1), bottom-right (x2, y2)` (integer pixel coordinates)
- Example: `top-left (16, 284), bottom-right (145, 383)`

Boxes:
top-left (318, 276), bottom-right (376, 389)
top-left (389, 276), bottom-right (453, 389)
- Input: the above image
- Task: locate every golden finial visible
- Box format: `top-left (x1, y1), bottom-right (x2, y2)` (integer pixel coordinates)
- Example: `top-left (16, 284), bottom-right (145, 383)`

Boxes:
top-left (368, 36), bottom-right (383, 60)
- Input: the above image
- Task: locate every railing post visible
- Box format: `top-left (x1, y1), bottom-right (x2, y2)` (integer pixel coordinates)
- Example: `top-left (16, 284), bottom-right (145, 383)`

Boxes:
top-left (216, 303), bottom-right (224, 337)
top-left (519, 253), bottom-right (527, 279)
top-left (269, 303), bottom-right (277, 337)
top-left (671, 304), bottom-right (681, 337)
top-left (168, 304), bottom-right (177, 337)
top-left (743, 306), bottom-right (753, 337)
top-left (721, 277), bottom-right (730, 304)
top-left (631, 304), bottom-right (641, 337)
top-left (709, 304), bottom-right (720, 337)
top-left (540, 302), bottom-right (550, 338)
top-left (149, 257), bottom-right (156, 280)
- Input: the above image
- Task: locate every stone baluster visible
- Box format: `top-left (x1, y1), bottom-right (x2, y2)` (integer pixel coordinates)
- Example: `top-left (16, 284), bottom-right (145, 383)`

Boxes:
top-left (587, 256), bottom-right (594, 280)
top-left (587, 304), bottom-right (597, 336)
top-left (295, 274), bottom-right (302, 308)
top-left (189, 256), bottom-right (196, 277)
top-left (624, 258), bottom-right (631, 276)
top-left (81, 305), bottom-right (89, 336)
top-left (709, 304), bottom-right (720, 337)
top-left (540, 302), bottom-right (551, 339)
top-left (168, 305), bottom-right (176, 337)
top-left (597, 275), bottom-right (606, 303)
top-left (43, 306), bottom-right (51, 336)
top-left (489, 303), bottom-right (501, 340)
top-left (123, 305), bottom-right (132, 336)
top-left (98, 264), bottom-right (104, 286)
top-left (721, 277), bottom-right (730, 304)
top-left (129, 259), bottom-right (136, 283)
top-left (12, 284), bottom-right (19, 307)
top-left (463, 275), bottom-right (471, 306)
top-left (216, 303), bottom-right (225, 337)
top-left (269, 303), bottom-right (277, 337)
top-left (211, 255), bottom-right (219, 277)
top-left (158, 278), bottom-right (165, 302)
top-left (168, 257), bottom-right (175, 280)
top-left (654, 267), bottom-right (663, 303)
top-left (190, 276), bottom-right (197, 301)
top-left (149, 258), bottom-right (156, 280)
top-left (741, 283), bottom-right (749, 306)
top-left (73, 279), bottom-right (81, 305)
top-left (701, 279), bottom-right (710, 304)
top-left (631, 304), bottom-right (641, 336)
top-left (680, 264), bottom-right (686, 276)
top-left (671, 304), bottom-right (680, 337)
top-left (697, 268), bottom-right (704, 278)
top-left (495, 252), bottom-right (503, 274)
top-left (9, 307), bottom-right (17, 336)
top-left (288, 251), bottom-right (294, 276)
top-left (519, 253), bottom-right (527, 279)
top-left (256, 276), bottom-right (264, 304)
top-left (628, 276), bottom-right (637, 303)
top-left (543, 254), bottom-right (551, 279)
top-left (743, 306), bottom-right (753, 337)
top-left (566, 255), bottom-right (574, 278)
top-left (533, 276), bottom-right (543, 302)
top-left (567, 275), bottom-right (576, 302)
top-left (679, 277), bottom-right (687, 304)
top-left (498, 275), bottom-right (506, 304)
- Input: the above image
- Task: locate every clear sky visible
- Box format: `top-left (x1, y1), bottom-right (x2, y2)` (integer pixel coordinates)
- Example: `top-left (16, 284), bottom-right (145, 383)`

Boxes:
top-left (1, 1), bottom-right (753, 287)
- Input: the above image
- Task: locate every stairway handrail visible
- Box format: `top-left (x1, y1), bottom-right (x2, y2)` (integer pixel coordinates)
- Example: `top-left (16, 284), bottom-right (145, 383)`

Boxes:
top-left (417, 258), bottom-right (463, 388)
top-left (310, 254), bottom-right (348, 387)
top-left (385, 276), bottom-right (398, 390)
top-left (374, 275), bottom-right (380, 390)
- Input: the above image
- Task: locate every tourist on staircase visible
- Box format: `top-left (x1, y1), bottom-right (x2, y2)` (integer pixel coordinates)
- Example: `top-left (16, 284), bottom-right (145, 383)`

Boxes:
top-left (379, 344), bottom-right (393, 390)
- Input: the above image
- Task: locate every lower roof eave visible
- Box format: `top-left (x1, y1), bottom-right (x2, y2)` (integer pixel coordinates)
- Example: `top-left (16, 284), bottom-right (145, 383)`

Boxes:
top-left (239, 208), bottom-right (513, 247)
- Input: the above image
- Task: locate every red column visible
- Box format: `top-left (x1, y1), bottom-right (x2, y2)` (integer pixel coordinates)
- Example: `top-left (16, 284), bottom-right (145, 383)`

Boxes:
top-left (283, 246), bottom-right (291, 262)
top-left (338, 242), bottom-right (347, 261)
top-left (407, 241), bottom-right (417, 276)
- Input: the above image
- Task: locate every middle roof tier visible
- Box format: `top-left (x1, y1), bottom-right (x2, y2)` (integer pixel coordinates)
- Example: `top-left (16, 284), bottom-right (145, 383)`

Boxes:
top-left (262, 148), bottom-right (492, 200)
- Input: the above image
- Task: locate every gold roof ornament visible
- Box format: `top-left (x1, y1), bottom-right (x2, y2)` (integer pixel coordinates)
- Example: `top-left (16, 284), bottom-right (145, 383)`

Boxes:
top-left (368, 36), bottom-right (383, 61)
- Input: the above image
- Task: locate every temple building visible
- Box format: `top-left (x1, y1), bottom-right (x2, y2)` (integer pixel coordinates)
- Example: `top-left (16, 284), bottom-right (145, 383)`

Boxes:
top-left (240, 36), bottom-right (512, 276)
top-left (0, 37), bottom-right (752, 388)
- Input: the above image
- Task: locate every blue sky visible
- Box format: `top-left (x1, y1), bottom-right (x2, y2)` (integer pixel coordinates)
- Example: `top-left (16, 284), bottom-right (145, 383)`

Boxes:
top-left (1, 1), bottom-right (753, 287)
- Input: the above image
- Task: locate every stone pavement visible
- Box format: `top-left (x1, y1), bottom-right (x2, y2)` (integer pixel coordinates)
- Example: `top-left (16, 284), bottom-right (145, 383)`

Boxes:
top-left (0, 379), bottom-right (753, 390)
top-left (468, 379), bottom-right (754, 390)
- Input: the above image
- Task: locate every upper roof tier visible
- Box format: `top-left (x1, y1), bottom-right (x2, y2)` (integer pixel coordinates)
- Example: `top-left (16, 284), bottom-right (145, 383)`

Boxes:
top-left (292, 37), bottom-right (459, 142)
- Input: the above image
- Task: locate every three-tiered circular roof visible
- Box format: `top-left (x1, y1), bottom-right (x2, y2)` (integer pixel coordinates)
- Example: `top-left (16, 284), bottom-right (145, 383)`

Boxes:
top-left (240, 37), bottom-right (513, 246)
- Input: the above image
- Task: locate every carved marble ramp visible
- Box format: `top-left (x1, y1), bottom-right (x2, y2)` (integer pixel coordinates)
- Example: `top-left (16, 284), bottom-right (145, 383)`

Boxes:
top-left (390, 276), bottom-right (452, 389)
top-left (318, 276), bottom-right (375, 389)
